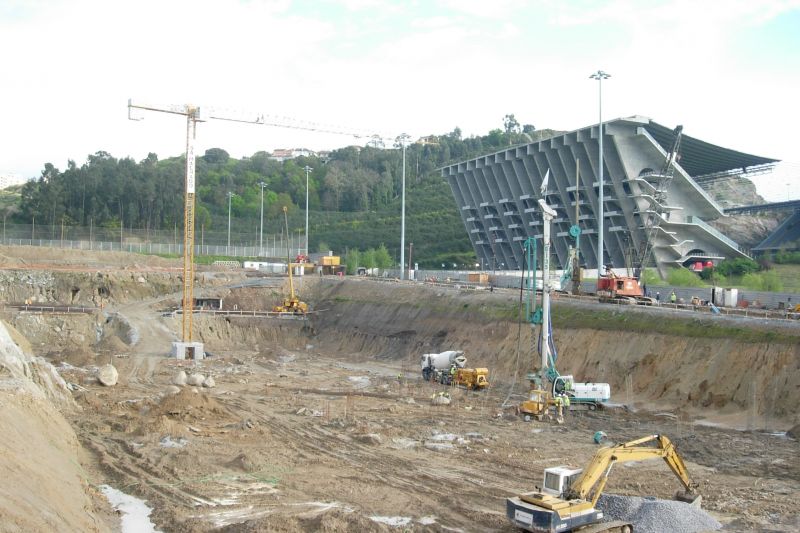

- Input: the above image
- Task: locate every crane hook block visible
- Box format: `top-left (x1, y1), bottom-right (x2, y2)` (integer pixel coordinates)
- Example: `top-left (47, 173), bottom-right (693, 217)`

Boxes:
top-left (532, 308), bottom-right (543, 325)
top-left (569, 225), bottom-right (581, 238)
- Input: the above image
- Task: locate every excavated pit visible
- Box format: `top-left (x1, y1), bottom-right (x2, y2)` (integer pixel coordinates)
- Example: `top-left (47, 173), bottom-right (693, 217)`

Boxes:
top-left (1, 261), bottom-right (798, 532)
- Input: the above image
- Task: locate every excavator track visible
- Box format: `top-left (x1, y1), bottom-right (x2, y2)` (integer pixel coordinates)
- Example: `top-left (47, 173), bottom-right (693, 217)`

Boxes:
top-left (577, 520), bottom-right (633, 533)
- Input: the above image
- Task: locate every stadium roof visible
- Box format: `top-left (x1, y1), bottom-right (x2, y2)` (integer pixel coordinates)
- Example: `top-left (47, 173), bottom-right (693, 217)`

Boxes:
top-left (643, 120), bottom-right (779, 178)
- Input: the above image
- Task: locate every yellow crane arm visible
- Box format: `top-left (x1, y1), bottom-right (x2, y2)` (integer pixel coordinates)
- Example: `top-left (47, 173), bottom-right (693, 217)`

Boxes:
top-left (567, 434), bottom-right (698, 506)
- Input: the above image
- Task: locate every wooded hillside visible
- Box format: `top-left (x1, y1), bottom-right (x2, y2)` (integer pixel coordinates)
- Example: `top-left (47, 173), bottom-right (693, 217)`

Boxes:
top-left (12, 118), bottom-right (558, 267)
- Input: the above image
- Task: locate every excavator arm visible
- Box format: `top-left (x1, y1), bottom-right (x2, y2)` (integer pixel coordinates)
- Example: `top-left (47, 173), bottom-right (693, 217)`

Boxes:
top-left (566, 434), bottom-right (699, 506)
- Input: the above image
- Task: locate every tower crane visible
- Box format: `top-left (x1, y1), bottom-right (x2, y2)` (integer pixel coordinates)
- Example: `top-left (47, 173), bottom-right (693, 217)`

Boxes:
top-left (128, 100), bottom-right (264, 353)
top-left (128, 99), bottom-right (402, 352)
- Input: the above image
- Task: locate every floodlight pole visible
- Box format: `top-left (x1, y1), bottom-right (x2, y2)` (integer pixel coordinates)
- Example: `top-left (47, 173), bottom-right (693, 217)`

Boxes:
top-left (259, 182), bottom-right (267, 256)
top-left (227, 191), bottom-right (235, 248)
top-left (397, 133), bottom-right (411, 279)
top-left (303, 165), bottom-right (313, 256)
top-left (590, 70), bottom-right (610, 277)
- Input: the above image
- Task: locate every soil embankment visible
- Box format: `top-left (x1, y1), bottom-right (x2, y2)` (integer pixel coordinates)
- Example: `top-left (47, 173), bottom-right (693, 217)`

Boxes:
top-left (305, 278), bottom-right (800, 426)
top-left (0, 320), bottom-right (111, 532)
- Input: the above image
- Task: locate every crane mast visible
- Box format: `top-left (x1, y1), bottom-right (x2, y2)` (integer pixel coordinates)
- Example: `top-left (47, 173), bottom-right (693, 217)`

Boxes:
top-left (128, 99), bottom-right (263, 347)
top-left (634, 125), bottom-right (684, 278)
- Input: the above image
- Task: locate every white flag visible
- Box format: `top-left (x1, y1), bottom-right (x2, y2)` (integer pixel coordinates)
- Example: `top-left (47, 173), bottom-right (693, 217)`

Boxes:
top-left (540, 169), bottom-right (550, 196)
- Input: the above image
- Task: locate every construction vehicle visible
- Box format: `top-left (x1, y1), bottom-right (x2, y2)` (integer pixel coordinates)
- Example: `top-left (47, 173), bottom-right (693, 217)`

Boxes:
top-left (507, 434), bottom-right (700, 533)
top-left (520, 182), bottom-right (611, 415)
top-left (596, 266), bottom-right (656, 305)
top-left (519, 388), bottom-right (551, 421)
top-left (597, 125), bottom-right (684, 306)
top-left (420, 350), bottom-right (466, 381)
top-left (454, 367), bottom-right (489, 390)
top-left (420, 350), bottom-right (489, 390)
top-left (272, 206), bottom-right (308, 315)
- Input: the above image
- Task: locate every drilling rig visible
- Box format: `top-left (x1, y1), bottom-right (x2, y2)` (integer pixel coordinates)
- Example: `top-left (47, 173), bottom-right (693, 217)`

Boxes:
top-left (273, 206), bottom-right (308, 315)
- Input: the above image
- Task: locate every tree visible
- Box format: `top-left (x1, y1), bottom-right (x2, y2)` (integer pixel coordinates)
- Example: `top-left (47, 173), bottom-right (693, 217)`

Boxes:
top-left (203, 148), bottom-right (230, 165)
top-left (503, 114), bottom-right (521, 134)
top-left (522, 124), bottom-right (536, 134)
top-left (374, 243), bottom-right (393, 269)
top-left (361, 248), bottom-right (376, 269)
top-left (448, 127), bottom-right (462, 141)
top-left (345, 248), bottom-right (360, 275)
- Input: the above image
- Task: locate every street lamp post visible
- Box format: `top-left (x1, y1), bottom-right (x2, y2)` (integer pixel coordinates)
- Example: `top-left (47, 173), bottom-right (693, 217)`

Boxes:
top-left (227, 191), bottom-right (235, 249)
top-left (590, 70), bottom-right (610, 277)
top-left (303, 165), bottom-right (312, 256)
top-left (397, 133), bottom-right (411, 279)
top-left (258, 182), bottom-right (266, 256)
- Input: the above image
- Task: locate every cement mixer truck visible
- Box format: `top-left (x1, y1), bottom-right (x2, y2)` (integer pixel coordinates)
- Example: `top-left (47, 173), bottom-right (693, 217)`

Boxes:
top-left (420, 351), bottom-right (490, 390)
top-left (420, 350), bottom-right (466, 381)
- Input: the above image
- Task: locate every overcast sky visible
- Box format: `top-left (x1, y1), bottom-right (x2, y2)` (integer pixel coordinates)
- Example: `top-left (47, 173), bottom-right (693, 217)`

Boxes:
top-left (1, 0), bottom-right (798, 200)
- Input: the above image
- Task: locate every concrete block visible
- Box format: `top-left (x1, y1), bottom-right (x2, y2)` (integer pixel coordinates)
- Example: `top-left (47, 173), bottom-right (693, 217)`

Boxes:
top-left (171, 341), bottom-right (205, 360)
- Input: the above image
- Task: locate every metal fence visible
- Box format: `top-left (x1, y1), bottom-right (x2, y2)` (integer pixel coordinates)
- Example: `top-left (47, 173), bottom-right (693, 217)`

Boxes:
top-left (0, 222), bottom-right (305, 258)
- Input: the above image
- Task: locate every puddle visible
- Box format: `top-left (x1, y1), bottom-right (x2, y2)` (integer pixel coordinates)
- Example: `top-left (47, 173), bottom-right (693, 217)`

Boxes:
top-left (100, 485), bottom-right (161, 533)
top-left (347, 376), bottom-right (371, 388)
top-left (371, 516), bottom-right (413, 527)
top-left (160, 436), bottom-right (189, 448)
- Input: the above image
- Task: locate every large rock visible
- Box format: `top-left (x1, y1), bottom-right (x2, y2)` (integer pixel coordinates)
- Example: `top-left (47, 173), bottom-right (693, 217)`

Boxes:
top-left (97, 364), bottom-right (119, 387)
top-left (186, 373), bottom-right (205, 386)
top-left (202, 376), bottom-right (216, 388)
top-left (787, 424), bottom-right (800, 440)
top-left (172, 370), bottom-right (187, 386)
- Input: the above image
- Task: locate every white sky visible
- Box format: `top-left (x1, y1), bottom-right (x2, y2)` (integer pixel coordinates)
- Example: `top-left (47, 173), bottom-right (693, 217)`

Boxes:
top-left (1, 0), bottom-right (798, 201)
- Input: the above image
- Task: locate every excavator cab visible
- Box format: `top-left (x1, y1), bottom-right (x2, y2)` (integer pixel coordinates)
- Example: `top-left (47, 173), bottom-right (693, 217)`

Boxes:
top-left (541, 466), bottom-right (583, 497)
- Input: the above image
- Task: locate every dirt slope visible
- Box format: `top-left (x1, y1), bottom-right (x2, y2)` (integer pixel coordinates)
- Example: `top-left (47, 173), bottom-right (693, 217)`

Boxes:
top-left (306, 278), bottom-right (800, 427)
top-left (0, 320), bottom-right (110, 532)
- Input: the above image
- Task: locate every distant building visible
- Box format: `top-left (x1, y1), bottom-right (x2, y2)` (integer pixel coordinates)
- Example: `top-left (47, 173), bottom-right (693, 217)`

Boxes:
top-left (441, 115), bottom-right (778, 275)
top-left (269, 148), bottom-right (317, 162)
top-left (0, 173), bottom-right (27, 190)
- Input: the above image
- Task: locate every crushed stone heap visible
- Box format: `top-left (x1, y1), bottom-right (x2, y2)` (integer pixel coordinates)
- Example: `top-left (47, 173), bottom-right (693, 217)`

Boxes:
top-left (597, 494), bottom-right (721, 533)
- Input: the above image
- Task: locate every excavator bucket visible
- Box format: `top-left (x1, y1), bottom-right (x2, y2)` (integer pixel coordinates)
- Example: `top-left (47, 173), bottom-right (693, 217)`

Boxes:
top-left (675, 491), bottom-right (702, 507)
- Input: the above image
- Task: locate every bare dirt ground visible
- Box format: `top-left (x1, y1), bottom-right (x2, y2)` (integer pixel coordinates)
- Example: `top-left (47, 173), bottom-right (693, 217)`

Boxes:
top-left (59, 341), bottom-right (798, 532)
top-left (0, 247), bottom-right (798, 532)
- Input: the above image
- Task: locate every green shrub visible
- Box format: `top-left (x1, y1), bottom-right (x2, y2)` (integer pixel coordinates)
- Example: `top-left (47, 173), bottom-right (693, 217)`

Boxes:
top-left (760, 270), bottom-right (783, 291)
top-left (715, 257), bottom-right (760, 277)
top-left (772, 250), bottom-right (800, 264)
top-left (666, 267), bottom-right (706, 287)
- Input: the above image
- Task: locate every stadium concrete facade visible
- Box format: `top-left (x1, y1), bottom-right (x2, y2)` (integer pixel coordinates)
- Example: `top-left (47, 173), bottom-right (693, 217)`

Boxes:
top-left (441, 115), bottom-right (778, 275)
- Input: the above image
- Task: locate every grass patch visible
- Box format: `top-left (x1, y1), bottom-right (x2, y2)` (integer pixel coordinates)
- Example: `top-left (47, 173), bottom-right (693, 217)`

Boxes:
top-left (552, 306), bottom-right (800, 344)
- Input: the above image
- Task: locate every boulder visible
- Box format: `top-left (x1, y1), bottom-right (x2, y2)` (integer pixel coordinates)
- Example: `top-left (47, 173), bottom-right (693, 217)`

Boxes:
top-left (164, 385), bottom-right (181, 395)
top-left (355, 433), bottom-right (382, 445)
top-left (97, 364), bottom-right (118, 387)
top-left (172, 370), bottom-right (187, 386)
top-left (186, 373), bottom-right (205, 386)
top-left (202, 376), bottom-right (216, 388)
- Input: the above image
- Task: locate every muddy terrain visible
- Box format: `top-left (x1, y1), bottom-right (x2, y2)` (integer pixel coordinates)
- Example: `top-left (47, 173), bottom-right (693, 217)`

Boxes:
top-left (0, 246), bottom-right (798, 532)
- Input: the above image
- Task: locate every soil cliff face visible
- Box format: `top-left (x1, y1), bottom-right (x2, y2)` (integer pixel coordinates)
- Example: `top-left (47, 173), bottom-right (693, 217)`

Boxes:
top-left (306, 279), bottom-right (800, 424)
top-left (0, 320), bottom-right (108, 532)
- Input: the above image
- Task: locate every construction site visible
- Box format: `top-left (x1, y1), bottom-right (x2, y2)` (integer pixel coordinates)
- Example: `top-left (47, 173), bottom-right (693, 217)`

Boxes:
top-left (0, 243), bottom-right (798, 533)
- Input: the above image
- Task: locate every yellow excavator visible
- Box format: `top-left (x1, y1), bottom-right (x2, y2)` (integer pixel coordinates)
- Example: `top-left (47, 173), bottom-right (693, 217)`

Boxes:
top-left (507, 434), bottom-right (700, 533)
top-left (272, 206), bottom-right (308, 315)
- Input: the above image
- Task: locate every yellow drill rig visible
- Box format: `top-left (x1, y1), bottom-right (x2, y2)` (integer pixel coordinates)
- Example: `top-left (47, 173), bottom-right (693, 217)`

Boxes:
top-left (507, 434), bottom-right (700, 532)
top-left (272, 206), bottom-right (308, 315)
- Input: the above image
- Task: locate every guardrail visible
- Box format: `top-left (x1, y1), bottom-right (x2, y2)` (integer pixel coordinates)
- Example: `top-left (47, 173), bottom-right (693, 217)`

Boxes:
top-left (7, 304), bottom-right (97, 314)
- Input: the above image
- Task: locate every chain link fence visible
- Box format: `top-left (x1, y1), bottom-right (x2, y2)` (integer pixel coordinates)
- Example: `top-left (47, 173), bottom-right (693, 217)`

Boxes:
top-left (0, 223), bottom-right (305, 258)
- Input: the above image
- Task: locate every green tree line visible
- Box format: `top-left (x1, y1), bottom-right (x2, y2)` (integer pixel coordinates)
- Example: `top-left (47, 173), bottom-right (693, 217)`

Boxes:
top-left (12, 116), bottom-right (554, 267)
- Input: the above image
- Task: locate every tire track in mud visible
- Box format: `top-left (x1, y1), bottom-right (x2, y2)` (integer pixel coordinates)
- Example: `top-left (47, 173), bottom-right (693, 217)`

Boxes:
top-left (82, 434), bottom-right (210, 508)
top-left (213, 386), bottom-right (519, 529)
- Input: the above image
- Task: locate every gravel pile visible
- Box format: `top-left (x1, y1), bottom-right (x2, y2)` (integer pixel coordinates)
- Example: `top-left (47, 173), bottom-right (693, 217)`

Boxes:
top-left (597, 494), bottom-right (721, 533)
